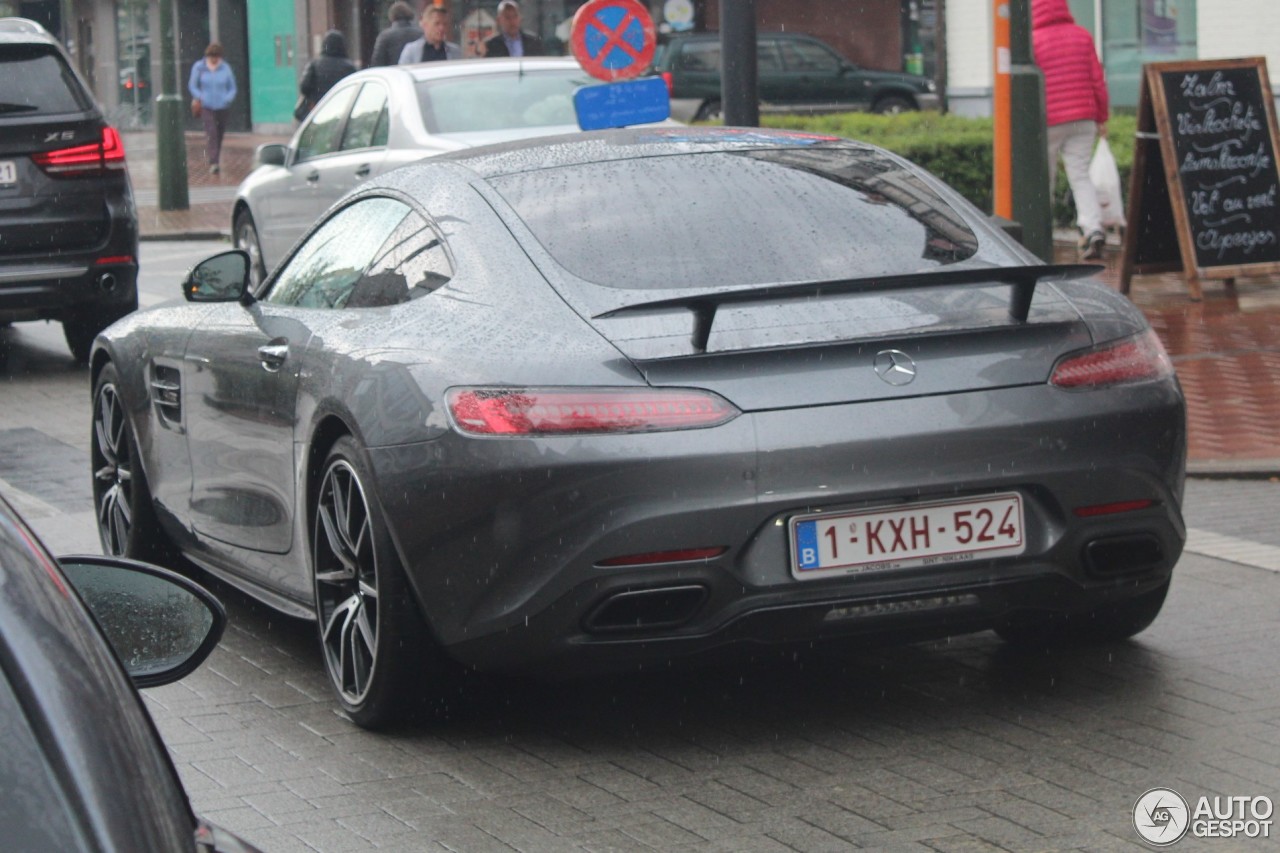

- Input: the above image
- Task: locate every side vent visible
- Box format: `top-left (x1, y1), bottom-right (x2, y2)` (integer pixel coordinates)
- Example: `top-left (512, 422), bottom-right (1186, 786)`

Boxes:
top-left (150, 365), bottom-right (182, 429)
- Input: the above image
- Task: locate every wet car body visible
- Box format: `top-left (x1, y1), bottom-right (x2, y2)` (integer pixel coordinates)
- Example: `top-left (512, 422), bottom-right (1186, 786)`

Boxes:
top-left (95, 128), bottom-right (1185, 726)
top-left (0, 493), bottom-right (253, 852)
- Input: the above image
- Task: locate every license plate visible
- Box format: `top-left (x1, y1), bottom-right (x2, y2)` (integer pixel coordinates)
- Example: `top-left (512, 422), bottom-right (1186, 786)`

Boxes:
top-left (790, 492), bottom-right (1025, 579)
top-left (0, 161), bottom-right (15, 186)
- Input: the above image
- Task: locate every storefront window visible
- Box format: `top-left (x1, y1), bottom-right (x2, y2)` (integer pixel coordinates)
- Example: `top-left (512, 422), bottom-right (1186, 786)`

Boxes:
top-left (115, 0), bottom-right (152, 127)
top-left (1102, 0), bottom-right (1196, 107)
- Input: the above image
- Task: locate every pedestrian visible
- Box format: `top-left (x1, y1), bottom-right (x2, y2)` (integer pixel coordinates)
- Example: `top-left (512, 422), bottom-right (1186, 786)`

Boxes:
top-left (398, 4), bottom-right (462, 64)
top-left (1032, 0), bottom-right (1110, 260)
top-left (483, 0), bottom-right (544, 58)
top-left (297, 30), bottom-right (357, 121)
top-left (371, 2), bottom-right (423, 67)
top-left (187, 42), bottom-right (236, 175)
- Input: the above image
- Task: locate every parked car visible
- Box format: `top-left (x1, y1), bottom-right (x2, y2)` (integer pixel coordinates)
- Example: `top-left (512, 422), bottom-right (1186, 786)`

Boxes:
top-left (655, 31), bottom-right (939, 121)
top-left (0, 493), bottom-right (257, 852)
top-left (96, 127), bottom-right (1184, 729)
top-left (0, 18), bottom-right (138, 361)
top-left (234, 56), bottom-right (670, 286)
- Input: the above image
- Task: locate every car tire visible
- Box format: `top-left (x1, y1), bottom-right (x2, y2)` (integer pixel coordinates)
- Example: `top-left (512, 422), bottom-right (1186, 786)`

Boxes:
top-left (233, 210), bottom-right (267, 290)
top-left (996, 579), bottom-right (1170, 647)
top-left (92, 362), bottom-right (178, 565)
top-left (872, 95), bottom-right (916, 115)
top-left (65, 309), bottom-right (129, 363)
top-left (695, 100), bottom-right (723, 122)
top-left (312, 436), bottom-right (438, 728)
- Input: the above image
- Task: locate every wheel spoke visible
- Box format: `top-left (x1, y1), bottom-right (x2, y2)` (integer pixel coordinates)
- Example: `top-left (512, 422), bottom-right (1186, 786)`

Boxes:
top-left (317, 500), bottom-right (357, 576)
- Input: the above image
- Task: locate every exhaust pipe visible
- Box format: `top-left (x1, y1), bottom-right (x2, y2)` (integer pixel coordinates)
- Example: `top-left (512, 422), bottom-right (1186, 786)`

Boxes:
top-left (97, 272), bottom-right (117, 294)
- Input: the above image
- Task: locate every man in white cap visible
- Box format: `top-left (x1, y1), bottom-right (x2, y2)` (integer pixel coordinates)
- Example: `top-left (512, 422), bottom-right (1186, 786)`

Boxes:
top-left (483, 0), bottom-right (544, 57)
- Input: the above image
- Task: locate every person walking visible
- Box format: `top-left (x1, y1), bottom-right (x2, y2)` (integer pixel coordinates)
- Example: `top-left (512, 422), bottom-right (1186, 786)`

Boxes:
top-left (483, 0), bottom-right (544, 58)
top-left (1032, 0), bottom-right (1110, 260)
top-left (371, 2), bottom-right (423, 67)
top-left (298, 30), bottom-right (357, 120)
top-left (187, 43), bottom-right (236, 175)
top-left (398, 5), bottom-right (462, 64)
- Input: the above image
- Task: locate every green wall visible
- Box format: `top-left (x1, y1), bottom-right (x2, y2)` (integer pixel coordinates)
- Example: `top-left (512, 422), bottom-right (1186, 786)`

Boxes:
top-left (247, 0), bottom-right (299, 124)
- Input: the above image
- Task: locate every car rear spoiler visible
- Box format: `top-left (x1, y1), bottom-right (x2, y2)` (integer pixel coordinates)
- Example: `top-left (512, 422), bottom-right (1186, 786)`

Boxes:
top-left (594, 264), bottom-right (1103, 354)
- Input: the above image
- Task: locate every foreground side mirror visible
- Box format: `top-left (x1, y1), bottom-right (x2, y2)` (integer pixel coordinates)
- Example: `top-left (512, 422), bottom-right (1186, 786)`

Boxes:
top-left (184, 250), bottom-right (251, 303)
top-left (255, 142), bottom-right (288, 168)
top-left (58, 555), bottom-right (226, 689)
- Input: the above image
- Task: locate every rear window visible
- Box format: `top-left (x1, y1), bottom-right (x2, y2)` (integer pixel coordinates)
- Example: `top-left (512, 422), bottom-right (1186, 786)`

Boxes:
top-left (0, 46), bottom-right (91, 116)
top-left (490, 147), bottom-right (980, 290)
top-left (415, 68), bottom-right (592, 134)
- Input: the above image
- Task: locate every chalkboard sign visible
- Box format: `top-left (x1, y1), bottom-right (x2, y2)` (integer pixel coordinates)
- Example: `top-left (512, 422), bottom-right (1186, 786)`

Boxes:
top-left (1120, 58), bottom-right (1280, 300)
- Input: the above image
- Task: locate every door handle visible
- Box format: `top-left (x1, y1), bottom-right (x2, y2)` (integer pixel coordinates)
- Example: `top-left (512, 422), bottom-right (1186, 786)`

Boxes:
top-left (257, 342), bottom-right (289, 372)
top-left (306, 170), bottom-right (320, 183)
top-left (354, 164), bottom-right (371, 178)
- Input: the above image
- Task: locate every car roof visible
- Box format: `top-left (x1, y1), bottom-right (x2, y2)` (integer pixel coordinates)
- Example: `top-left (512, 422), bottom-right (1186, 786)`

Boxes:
top-left (350, 55), bottom-right (584, 85)
top-left (431, 126), bottom-right (866, 179)
top-left (0, 16), bottom-right (62, 47)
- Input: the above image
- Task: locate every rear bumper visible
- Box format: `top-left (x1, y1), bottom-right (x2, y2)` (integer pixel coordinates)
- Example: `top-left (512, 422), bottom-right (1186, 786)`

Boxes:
top-left (0, 259), bottom-right (138, 322)
top-left (370, 377), bottom-right (1186, 675)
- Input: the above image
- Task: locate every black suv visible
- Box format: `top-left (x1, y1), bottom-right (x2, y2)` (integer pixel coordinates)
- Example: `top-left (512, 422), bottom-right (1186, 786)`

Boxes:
top-left (0, 18), bottom-right (138, 361)
top-left (656, 32), bottom-right (939, 122)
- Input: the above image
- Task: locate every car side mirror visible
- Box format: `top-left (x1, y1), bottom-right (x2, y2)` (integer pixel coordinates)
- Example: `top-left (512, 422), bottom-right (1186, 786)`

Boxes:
top-left (57, 555), bottom-right (226, 689)
top-left (256, 142), bottom-right (288, 168)
top-left (841, 62), bottom-right (858, 73)
top-left (184, 250), bottom-right (251, 302)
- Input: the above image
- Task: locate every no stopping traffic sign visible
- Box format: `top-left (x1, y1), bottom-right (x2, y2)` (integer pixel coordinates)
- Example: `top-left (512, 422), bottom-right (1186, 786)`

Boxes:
top-left (570, 0), bottom-right (656, 81)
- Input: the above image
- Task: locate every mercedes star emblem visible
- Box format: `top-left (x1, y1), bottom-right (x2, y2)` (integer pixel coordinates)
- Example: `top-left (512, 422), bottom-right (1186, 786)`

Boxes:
top-left (874, 349), bottom-right (917, 386)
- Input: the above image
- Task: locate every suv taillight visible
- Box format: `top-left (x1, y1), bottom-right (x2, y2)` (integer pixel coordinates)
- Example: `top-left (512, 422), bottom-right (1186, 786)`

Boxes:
top-left (1050, 330), bottom-right (1174, 388)
top-left (31, 126), bottom-right (126, 177)
top-left (661, 71), bottom-right (674, 95)
top-left (446, 387), bottom-right (740, 436)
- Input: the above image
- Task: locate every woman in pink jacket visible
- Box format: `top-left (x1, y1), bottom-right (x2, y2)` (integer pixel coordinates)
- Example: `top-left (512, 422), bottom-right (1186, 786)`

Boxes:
top-left (1032, 0), bottom-right (1109, 259)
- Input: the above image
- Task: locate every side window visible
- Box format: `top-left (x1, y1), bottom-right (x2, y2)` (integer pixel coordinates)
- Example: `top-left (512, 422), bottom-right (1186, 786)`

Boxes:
top-left (780, 41), bottom-right (842, 74)
top-left (678, 41), bottom-right (721, 72)
top-left (349, 211), bottom-right (453, 308)
top-left (757, 40), bottom-right (782, 73)
top-left (341, 83), bottom-right (389, 151)
top-left (264, 198), bottom-right (411, 308)
top-left (295, 85), bottom-right (358, 162)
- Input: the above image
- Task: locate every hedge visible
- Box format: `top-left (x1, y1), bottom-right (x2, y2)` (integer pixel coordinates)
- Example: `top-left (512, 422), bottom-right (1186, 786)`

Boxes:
top-left (759, 112), bottom-right (1137, 230)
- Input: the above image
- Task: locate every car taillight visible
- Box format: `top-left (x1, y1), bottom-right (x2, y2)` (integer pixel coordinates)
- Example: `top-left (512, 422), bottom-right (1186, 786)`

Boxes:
top-left (31, 126), bottom-right (127, 177)
top-left (446, 387), bottom-right (740, 436)
top-left (1050, 330), bottom-right (1174, 388)
top-left (660, 71), bottom-right (674, 95)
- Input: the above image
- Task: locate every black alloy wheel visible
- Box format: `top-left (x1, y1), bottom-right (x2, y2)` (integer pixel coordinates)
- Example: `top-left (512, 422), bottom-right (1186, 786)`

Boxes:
top-left (91, 363), bottom-right (174, 563)
top-left (313, 436), bottom-right (430, 728)
top-left (872, 95), bottom-right (915, 115)
top-left (694, 99), bottom-right (723, 122)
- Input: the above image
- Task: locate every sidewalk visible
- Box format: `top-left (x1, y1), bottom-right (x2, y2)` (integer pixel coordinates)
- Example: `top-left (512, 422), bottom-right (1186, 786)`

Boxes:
top-left (124, 131), bottom-right (1280, 475)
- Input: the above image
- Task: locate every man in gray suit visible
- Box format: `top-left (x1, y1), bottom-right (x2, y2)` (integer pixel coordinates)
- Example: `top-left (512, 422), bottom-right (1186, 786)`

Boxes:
top-left (398, 5), bottom-right (462, 64)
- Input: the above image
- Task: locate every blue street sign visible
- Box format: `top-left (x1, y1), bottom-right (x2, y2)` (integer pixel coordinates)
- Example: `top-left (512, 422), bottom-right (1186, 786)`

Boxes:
top-left (574, 77), bottom-right (670, 131)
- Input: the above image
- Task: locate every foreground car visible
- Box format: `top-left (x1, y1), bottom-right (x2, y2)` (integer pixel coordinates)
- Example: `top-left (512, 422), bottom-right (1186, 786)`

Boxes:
top-left (95, 128), bottom-right (1185, 728)
top-left (0, 18), bottom-right (138, 361)
top-left (0, 494), bottom-right (255, 851)
top-left (233, 56), bottom-right (653, 285)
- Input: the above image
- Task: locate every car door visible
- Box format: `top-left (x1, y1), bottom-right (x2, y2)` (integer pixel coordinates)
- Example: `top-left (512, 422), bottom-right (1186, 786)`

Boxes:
top-left (182, 197), bottom-right (416, 562)
top-left (776, 37), bottom-right (865, 110)
top-left (261, 83), bottom-right (359, 263)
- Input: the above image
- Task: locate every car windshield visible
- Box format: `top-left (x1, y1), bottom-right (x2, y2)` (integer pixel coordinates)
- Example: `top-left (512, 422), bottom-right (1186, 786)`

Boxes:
top-left (415, 68), bottom-right (591, 134)
top-left (490, 146), bottom-right (980, 290)
top-left (0, 46), bottom-right (90, 115)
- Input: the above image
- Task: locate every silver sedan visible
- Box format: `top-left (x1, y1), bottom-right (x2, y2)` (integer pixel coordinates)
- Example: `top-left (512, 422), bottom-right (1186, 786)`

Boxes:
top-left (232, 57), bottom-right (616, 285)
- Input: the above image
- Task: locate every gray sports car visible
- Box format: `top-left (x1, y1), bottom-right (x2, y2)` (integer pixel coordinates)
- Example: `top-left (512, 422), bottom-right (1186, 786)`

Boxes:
top-left (91, 128), bottom-right (1186, 728)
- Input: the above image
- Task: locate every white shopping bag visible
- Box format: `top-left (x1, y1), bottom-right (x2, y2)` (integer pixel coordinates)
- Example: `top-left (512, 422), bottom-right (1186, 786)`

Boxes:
top-left (1090, 137), bottom-right (1126, 227)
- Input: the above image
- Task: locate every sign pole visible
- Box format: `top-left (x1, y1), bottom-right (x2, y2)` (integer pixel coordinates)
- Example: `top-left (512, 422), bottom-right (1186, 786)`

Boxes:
top-left (721, 0), bottom-right (758, 127)
top-left (992, 0), bottom-right (1011, 220)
